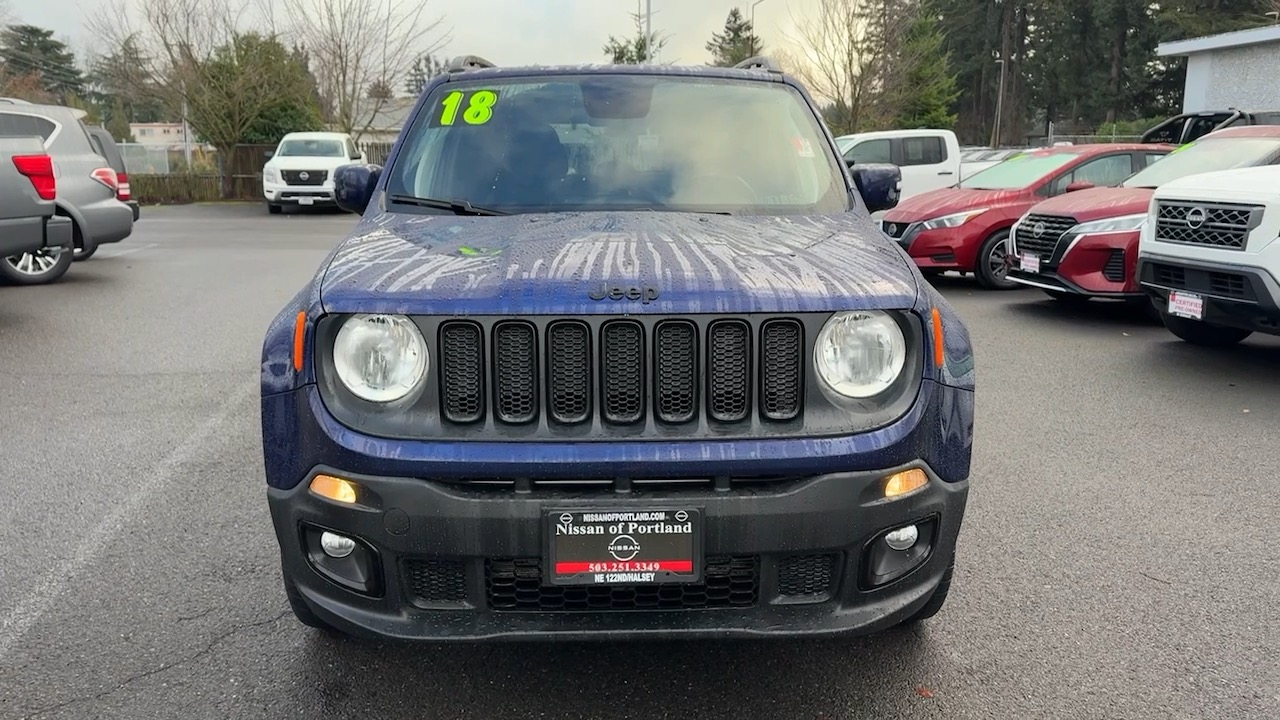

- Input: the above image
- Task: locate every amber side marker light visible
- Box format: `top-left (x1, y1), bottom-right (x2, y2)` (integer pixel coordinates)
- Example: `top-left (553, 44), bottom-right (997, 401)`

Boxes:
top-left (884, 469), bottom-right (929, 498)
top-left (930, 308), bottom-right (945, 368)
top-left (292, 311), bottom-right (307, 372)
top-left (310, 475), bottom-right (359, 504)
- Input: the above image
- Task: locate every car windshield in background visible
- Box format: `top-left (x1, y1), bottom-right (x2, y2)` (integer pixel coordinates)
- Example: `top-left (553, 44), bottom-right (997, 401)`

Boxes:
top-left (1122, 137), bottom-right (1280, 188)
top-left (387, 75), bottom-right (850, 215)
top-left (277, 139), bottom-right (344, 157)
top-left (960, 152), bottom-right (1079, 190)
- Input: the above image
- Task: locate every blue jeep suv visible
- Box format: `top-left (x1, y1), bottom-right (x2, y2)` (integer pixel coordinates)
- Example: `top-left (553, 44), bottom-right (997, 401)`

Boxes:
top-left (260, 56), bottom-right (975, 641)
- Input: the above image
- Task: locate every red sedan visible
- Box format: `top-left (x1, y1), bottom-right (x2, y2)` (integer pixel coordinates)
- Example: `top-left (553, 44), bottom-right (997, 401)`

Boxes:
top-left (1006, 126), bottom-right (1280, 305)
top-left (879, 143), bottom-right (1173, 289)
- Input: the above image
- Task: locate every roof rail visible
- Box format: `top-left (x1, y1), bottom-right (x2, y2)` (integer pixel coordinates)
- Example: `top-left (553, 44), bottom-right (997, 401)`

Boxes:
top-left (448, 55), bottom-right (497, 73)
top-left (0, 97), bottom-right (35, 105)
top-left (734, 56), bottom-right (783, 73)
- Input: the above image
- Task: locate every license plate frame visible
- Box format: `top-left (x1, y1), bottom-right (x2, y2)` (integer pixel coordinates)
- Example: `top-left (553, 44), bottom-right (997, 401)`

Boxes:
top-left (544, 509), bottom-right (703, 587)
top-left (297, 196), bottom-right (315, 206)
top-left (1168, 290), bottom-right (1204, 320)
top-left (1019, 253), bottom-right (1041, 273)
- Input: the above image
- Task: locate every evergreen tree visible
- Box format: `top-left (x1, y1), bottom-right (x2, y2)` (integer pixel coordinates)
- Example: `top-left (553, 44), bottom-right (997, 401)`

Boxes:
top-left (404, 54), bottom-right (445, 96)
top-left (706, 8), bottom-right (764, 66)
top-left (0, 25), bottom-right (84, 101)
top-left (894, 13), bottom-right (961, 129)
top-left (603, 12), bottom-right (668, 64)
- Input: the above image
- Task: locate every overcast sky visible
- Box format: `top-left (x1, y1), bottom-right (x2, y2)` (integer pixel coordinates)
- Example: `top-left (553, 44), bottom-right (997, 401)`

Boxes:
top-left (17, 0), bottom-right (815, 67)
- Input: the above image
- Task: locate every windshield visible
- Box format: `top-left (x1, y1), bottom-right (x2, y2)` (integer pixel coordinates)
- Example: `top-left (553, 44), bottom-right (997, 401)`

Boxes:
top-left (387, 75), bottom-right (850, 215)
top-left (960, 152), bottom-right (1079, 189)
top-left (276, 139), bottom-right (345, 157)
top-left (1122, 137), bottom-right (1280, 188)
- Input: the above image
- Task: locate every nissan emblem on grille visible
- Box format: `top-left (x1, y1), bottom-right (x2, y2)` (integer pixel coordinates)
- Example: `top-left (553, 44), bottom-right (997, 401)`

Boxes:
top-left (298, 171), bottom-right (309, 181)
top-left (1033, 222), bottom-right (1046, 237)
top-left (1185, 207), bottom-right (1206, 228)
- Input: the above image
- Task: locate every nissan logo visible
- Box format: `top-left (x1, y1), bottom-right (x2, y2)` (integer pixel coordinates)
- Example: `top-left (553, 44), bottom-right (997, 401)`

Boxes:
top-left (1032, 221), bottom-right (1046, 238)
top-left (1185, 207), bottom-right (1207, 229)
top-left (298, 171), bottom-right (310, 181)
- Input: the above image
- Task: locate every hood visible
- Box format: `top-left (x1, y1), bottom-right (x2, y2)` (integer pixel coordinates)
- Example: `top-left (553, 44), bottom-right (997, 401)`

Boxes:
top-left (1026, 186), bottom-right (1153, 222)
top-left (319, 211), bottom-right (919, 315)
top-left (883, 186), bottom-right (1033, 222)
top-left (1155, 165), bottom-right (1280, 197)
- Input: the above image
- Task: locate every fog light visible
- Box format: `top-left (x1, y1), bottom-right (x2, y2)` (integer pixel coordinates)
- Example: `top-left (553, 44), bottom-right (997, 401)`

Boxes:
top-left (884, 525), bottom-right (919, 551)
top-left (320, 531), bottom-right (356, 558)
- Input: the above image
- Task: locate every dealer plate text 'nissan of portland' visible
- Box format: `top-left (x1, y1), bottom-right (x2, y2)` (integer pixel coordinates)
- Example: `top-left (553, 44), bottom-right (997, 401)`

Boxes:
top-left (260, 56), bottom-right (975, 641)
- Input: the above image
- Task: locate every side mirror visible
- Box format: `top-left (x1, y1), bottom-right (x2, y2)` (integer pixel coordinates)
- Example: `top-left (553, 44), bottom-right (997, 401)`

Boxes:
top-left (350, 152), bottom-right (362, 160)
top-left (851, 163), bottom-right (901, 213)
top-left (264, 150), bottom-right (275, 158)
top-left (1065, 180), bottom-right (1095, 192)
top-left (335, 163), bottom-right (382, 215)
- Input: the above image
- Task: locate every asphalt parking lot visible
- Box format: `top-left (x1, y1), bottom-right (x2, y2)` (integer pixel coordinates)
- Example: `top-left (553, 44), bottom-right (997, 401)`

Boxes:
top-left (1, 203), bottom-right (1277, 720)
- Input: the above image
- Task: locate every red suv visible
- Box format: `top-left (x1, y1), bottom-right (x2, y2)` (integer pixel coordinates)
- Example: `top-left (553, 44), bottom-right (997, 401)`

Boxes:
top-left (1007, 126), bottom-right (1280, 305)
top-left (879, 144), bottom-right (1172, 289)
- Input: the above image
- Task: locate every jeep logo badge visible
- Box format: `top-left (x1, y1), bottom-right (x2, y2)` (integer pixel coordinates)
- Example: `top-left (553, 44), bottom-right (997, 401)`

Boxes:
top-left (589, 284), bottom-right (660, 304)
top-left (1185, 207), bottom-right (1207, 229)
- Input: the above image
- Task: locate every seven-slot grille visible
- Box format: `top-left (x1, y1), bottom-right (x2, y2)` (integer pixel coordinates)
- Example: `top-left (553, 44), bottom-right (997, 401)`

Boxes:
top-left (436, 317), bottom-right (805, 428)
top-left (1014, 214), bottom-right (1078, 259)
top-left (1155, 200), bottom-right (1263, 250)
top-left (281, 169), bottom-right (328, 186)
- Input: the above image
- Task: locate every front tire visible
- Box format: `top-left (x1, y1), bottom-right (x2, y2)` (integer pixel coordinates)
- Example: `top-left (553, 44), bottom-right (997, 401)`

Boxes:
top-left (1161, 313), bottom-right (1252, 347)
top-left (268, 203), bottom-right (282, 215)
top-left (0, 247), bottom-right (74, 286)
top-left (974, 229), bottom-right (1016, 290)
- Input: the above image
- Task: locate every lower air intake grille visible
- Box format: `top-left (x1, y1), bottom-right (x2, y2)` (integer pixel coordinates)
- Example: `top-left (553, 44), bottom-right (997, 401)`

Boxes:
top-left (1103, 249), bottom-right (1126, 282)
top-left (1208, 272), bottom-right (1249, 299)
top-left (403, 559), bottom-right (468, 607)
top-left (486, 556), bottom-right (759, 611)
top-left (777, 554), bottom-right (837, 599)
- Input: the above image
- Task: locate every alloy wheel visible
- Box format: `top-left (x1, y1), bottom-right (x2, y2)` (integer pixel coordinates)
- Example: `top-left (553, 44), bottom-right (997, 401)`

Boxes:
top-left (5, 249), bottom-right (63, 276)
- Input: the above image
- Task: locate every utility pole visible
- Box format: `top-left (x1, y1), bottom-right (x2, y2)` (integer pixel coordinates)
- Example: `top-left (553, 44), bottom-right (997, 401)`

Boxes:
top-left (645, 0), bottom-right (652, 62)
top-left (751, 0), bottom-right (766, 56)
top-left (991, 57), bottom-right (1007, 149)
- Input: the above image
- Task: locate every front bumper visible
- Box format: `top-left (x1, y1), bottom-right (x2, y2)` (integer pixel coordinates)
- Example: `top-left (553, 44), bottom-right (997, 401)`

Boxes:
top-left (1008, 229), bottom-right (1141, 297)
top-left (271, 462), bottom-right (968, 641)
top-left (881, 221), bottom-right (983, 272)
top-left (264, 181), bottom-right (337, 205)
top-left (1139, 253), bottom-right (1280, 336)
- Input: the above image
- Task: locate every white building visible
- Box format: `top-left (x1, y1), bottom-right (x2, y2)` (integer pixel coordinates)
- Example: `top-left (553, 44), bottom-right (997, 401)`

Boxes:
top-left (128, 122), bottom-right (193, 147)
top-left (1157, 24), bottom-right (1280, 113)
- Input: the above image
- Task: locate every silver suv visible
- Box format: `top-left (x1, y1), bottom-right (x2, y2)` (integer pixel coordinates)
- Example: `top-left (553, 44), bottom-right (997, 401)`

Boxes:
top-left (0, 99), bottom-right (134, 284)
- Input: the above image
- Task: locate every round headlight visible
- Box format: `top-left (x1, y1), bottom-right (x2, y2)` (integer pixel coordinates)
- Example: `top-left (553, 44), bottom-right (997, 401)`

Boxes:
top-left (814, 311), bottom-right (907, 398)
top-left (332, 314), bottom-right (429, 403)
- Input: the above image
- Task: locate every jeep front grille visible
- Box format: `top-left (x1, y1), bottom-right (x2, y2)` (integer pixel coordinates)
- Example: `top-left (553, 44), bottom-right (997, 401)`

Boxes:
top-left (1014, 214), bottom-right (1078, 260)
top-left (436, 316), bottom-right (806, 428)
top-left (1155, 201), bottom-right (1263, 250)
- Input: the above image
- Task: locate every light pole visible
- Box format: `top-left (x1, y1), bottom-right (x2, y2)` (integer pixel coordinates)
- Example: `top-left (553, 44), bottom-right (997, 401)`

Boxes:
top-left (750, 0), bottom-right (766, 56)
top-left (645, 0), bottom-right (652, 62)
top-left (991, 57), bottom-right (1007, 149)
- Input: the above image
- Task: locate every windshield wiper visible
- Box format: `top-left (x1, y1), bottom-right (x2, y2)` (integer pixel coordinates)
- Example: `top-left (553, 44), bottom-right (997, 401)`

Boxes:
top-left (388, 194), bottom-right (509, 216)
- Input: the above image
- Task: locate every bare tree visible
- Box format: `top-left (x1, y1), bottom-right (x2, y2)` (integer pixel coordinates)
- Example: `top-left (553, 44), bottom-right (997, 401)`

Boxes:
top-left (785, 0), bottom-right (926, 134)
top-left (273, 0), bottom-right (448, 141)
top-left (88, 0), bottom-right (320, 194)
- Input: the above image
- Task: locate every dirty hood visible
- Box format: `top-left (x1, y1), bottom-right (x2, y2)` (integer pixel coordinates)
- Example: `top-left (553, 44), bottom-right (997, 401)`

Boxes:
top-left (883, 186), bottom-right (1032, 223)
top-left (319, 211), bottom-right (919, 315)
top-left (1026, 186), bottom-right (1154, 223)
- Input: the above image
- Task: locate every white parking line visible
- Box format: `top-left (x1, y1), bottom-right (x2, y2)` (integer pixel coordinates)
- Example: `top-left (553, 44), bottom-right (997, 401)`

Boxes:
top-left (98, 243), bottom-right (157, 258)
top-left (0, 381), bottom-right (256, 660)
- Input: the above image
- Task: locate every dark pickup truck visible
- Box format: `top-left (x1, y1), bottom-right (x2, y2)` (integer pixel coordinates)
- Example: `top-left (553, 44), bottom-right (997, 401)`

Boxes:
top-left (1141, 109), bottom-right (1280, 145)
top-left (1, 136), bottom-right (74, 285)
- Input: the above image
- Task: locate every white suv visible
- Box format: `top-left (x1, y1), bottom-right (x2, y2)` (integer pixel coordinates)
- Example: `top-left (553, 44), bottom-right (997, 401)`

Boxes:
top-left (1137, 165), bottom-right (1280, 346)
top-left (262, 132), bottom-right (366, 214)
